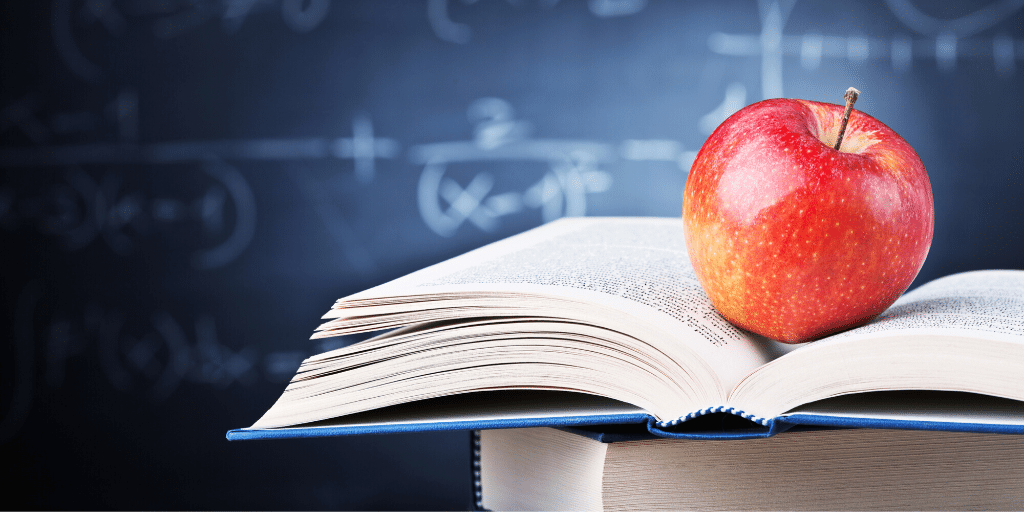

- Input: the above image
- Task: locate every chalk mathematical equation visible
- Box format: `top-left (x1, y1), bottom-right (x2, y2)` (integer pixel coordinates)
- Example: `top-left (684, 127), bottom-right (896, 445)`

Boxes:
top-left (0, 105), bottom-right (400, 173)
top-left (1, 89), bottom-right (139, 146)
top-left (0, 282), bottom-right (359, 442)
top-left (409, 97), bottom-right (702, 237)
top-left (714, 0), bottom-right (1024, 101)
top-left (53, 0), bottom-right (331, 83)
top-left (410, 97), bottom-right (615, 237)
top-left (0, 161), bottom-right (255, 269)
top-left (0, 94), bottom-right (403, 267)
top-left (426, 0), bottom-right (649, 44)
top-left (10, 0), bottom-right (1023, 246)
top-left (2, 92), bottom-right (697, 246)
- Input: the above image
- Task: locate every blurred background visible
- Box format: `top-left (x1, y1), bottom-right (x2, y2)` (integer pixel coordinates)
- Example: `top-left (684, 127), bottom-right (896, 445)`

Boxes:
top-left (2, 0), bottom-right (1022, 509)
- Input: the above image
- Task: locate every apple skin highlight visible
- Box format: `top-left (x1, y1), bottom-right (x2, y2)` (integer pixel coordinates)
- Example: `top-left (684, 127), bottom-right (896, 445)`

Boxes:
top-left (683, 98), bottom-right (934, 343)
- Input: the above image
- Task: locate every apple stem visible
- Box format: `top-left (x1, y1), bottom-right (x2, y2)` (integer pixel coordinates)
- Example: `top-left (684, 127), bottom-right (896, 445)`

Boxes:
top-left (833, 87), bottom-right (861, 151)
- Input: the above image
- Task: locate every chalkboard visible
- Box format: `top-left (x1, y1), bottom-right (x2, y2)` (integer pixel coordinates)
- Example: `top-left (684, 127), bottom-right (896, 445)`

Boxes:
top-left (2, 0), bottom-right (1023, 509)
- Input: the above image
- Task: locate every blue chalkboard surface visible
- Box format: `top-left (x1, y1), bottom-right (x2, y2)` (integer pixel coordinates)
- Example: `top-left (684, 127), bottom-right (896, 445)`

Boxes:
top-left (2, 0), bottom-right (1023, 509)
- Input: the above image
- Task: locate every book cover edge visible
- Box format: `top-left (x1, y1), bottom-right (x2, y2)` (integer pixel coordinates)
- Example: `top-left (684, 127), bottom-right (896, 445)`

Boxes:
top-left (226, 411), bottom-right (1024, 441)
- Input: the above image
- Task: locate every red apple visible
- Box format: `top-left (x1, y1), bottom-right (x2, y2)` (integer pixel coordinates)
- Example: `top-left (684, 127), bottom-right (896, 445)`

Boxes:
top-left (682, 93), bottom-right (933, 343)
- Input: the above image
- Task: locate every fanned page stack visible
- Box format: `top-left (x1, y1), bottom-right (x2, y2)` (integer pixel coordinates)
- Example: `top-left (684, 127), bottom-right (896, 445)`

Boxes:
top-left (228, 217), bottom-right (1024, 440)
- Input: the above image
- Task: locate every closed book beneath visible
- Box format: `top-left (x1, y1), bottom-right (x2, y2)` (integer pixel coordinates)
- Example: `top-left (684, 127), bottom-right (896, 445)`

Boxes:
top-left (478, 426), bottom-right (1024, 511)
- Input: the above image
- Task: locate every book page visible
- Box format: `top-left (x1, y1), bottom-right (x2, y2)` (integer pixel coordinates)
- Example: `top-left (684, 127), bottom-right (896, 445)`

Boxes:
top-left (419, 220), bottom-right (745, 347)
top-left (342, 217), bottom-right (789, 395)
top-left (783, 390), bottom-right (1024, 426)
top-left (730, 269), bottom-right (1024, 419)
top-left (825, 270), bottom-right (1024, 344)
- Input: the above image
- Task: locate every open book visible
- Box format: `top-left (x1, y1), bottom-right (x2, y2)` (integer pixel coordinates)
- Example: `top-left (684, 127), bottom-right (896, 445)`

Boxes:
top-left (229, 217), bottom-right (1024, 440)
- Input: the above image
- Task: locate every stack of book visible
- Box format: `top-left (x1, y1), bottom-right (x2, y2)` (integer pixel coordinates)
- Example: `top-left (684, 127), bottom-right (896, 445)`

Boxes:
top-left (228, 218), bottom-right (1024, 510)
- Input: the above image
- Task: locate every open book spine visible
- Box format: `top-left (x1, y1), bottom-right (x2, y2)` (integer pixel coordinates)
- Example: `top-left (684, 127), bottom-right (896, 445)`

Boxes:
top-left (646, 411), bottom-right (788, 440)
top-left (658, 405), bottom-right (770, 428)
